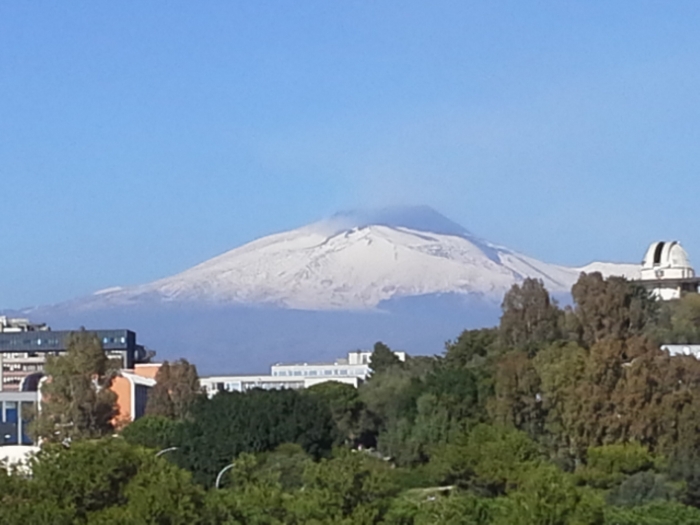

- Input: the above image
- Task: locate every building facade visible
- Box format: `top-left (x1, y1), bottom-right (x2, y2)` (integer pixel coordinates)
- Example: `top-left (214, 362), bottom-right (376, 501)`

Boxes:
top-left (0, 391), bottom-right (35, 445)
top-left (200, 350), bottom-right (406, 397)
top-left (0, 320), bottom-right (158, 443)
top-left (110, 367), bottom-right (158, 429)
top-left (0, 320), bottom-right (151, 391)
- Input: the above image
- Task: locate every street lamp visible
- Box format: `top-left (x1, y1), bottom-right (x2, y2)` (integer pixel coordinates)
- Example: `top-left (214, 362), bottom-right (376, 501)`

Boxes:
top-left (215, 463), bottom-right (235, 489)
top-left (155, 446), bottom-right (178, 458)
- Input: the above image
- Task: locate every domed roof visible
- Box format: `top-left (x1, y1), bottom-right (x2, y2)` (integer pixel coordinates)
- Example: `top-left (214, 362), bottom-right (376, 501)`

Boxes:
top-left (642, 241), bottom-right (692, 270)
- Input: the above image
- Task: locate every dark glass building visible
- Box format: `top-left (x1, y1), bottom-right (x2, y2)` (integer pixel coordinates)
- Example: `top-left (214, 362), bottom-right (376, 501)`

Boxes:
top-left (0, 329), bottom-right (150, 392)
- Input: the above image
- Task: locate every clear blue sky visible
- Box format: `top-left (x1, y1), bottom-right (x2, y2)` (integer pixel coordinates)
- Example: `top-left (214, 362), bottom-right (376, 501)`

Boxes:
top-left (2, 1), bottom-right (700, 309)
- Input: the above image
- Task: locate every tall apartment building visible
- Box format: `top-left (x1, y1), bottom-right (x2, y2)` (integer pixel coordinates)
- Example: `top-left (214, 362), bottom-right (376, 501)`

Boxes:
top-left (0, 317), bottom-right (152, 392)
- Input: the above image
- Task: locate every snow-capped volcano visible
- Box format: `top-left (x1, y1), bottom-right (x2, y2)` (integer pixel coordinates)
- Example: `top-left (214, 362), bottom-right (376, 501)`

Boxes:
top-left (74, 206), bottom-right (640, 311)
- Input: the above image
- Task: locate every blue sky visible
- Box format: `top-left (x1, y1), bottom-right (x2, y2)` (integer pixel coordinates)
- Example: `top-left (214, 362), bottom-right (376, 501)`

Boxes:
top-left (2, 1), bottom-right (700, 308)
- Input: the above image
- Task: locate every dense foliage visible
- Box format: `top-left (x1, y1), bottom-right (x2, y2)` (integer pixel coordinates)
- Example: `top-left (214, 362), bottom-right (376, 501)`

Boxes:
top-left (10, 272), bottom-right (700, 523)
top-left (32, 330), bottom-right (120, 442)
top-left (145, 359), bottom-right (200, 420)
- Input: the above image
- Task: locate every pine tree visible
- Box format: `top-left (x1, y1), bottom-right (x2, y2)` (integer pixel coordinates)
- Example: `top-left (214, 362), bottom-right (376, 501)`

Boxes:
top-left (33, 331), bottom-right (119, 443)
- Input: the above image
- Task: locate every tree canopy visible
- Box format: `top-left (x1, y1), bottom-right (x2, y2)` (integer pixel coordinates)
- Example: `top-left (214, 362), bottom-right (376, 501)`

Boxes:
top-left (145, 358), bottom-right (200, 420)
top-left (32, 330), bottom-right (119, 443)
top-left (10, 273), bottom-right (700, 523)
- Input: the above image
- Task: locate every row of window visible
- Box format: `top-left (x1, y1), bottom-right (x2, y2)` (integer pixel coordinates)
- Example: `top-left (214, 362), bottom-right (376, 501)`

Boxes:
top-left (0, 352), bottom-right (42, 359)
top-left (0, 338), bottom-right (61, 347)
top-left (272, 368), bottom-right (366, 377)
top-left (0, 335), bottom-right (127, 348)
top-left (102, 337), bottom-right (127, 345)
top-left (239, 381), bottom-right (304, 391)
top-left (2, 363), bottom-right (42, 372)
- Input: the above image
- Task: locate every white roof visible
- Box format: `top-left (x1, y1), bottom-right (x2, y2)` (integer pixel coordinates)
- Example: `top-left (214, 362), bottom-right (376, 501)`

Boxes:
top-left (201, 375), bottom-right (299, 383)
top-left (0, 445), bottom-right (40, 473)
top-left (643, 241), bottom-right (692, 270)
top-left (662, 345), bottom-right (700, 358)
top-left (120, 370), bottom-right (156, 387)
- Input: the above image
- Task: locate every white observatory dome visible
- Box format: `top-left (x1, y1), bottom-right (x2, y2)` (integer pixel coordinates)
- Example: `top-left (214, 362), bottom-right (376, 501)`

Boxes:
top-left (641, 241), bottom-right (695, 280)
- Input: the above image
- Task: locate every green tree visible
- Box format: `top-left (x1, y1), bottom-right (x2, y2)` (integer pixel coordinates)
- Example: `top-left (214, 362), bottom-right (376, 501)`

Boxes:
top-left (90, 454), bottom-right (207, 524)
top-left (18, 438), bottom-right (208, 525)
top-left (649, 293), bottom-right (700, 344)
top-left (370, 341), bottom-right (402, 374)
top-left (576, 443), bottom-right (655, 489)
top-left (497, 464), bottom-right (604, 525)
top-left (606, 471), bottom-right (677, 508)
top-left (360, 367), bottom-right (423, 432)
top-left (603, 501), bottom-right (700, 524)
top-left (500, 278), bottom-right (562, 355)
top-left (254, 443), bottom-right (313, 491)
top-left (146, 359), bottom-right (201, 420)
top-left (121, 415), bottom-right (182, 450)
top-left (33, 330), bottom-right (119, 443)
top-left (444, 327), bottom-right (499, 369)
top-left (571, 273), bottom-right (657, 346)
top-left (489, 350), bottom-right (544, 439)
top-left (429, 424), bottom-right (542, 494)
top-left (386, 490), bottom-right (497, 525)
top-left (672, 294), bottom-right (700, 341)
top-left (204, 451), bottom-right (291, 525)
top-left (290, 449), bottom-right (399, 524)
top-left (31, 438), bottom-right (142, 520)
top-left (306, 381), bottom-right (378, 447)
top-left (175, 388), bottom-right (336, 486)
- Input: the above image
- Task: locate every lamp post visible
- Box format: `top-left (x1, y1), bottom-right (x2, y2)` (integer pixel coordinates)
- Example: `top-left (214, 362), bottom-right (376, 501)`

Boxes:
top-left (155, 446), bottom-right (178, 458)
top-left (215, 463), bottom-right (235, 489)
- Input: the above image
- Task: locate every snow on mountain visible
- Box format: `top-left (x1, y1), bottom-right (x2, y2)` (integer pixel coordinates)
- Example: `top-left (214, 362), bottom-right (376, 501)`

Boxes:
top-left (65, 206), bottom-right (640, 312)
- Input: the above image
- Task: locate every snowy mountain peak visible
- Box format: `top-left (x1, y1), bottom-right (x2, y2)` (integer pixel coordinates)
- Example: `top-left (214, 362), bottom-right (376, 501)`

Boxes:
top-left (308, 206), bottom-right (503, 265)
top-left (63, 206), bottom-right (641, 312)
top-left (313, 205), bottom-right (471, 237)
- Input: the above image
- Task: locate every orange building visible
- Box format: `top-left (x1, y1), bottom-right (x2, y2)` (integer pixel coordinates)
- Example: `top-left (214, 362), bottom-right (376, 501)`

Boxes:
top-left (111, 363), bottom-right (162, 429)
top-left (111, 372), bottom-right (155, 429)
top-left (132, 363), bottom-right (162, 380)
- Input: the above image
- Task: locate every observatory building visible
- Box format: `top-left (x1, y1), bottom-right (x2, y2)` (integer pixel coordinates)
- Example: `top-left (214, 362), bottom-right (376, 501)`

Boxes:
top-left (639, 241), bottom-right (700, 300)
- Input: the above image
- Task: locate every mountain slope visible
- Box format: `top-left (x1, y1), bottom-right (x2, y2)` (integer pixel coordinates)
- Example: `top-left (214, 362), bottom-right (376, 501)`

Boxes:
top-left (61, 206), bottom-right (640, 311)
top-left (17, 206), bottom-right (643, 373)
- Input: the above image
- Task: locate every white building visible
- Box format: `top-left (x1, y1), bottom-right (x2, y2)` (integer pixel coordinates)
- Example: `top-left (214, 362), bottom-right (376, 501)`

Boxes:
top-left (639, 241), bottom-right (700, 300)
top-left (200, 350), bottom-right (406, 397)
top-left (661, 345), bottom-right (700, 358)
top-left (0, 445), bottom-right (39, 474)
top-left (0, 317), bottom-right (47, 333)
